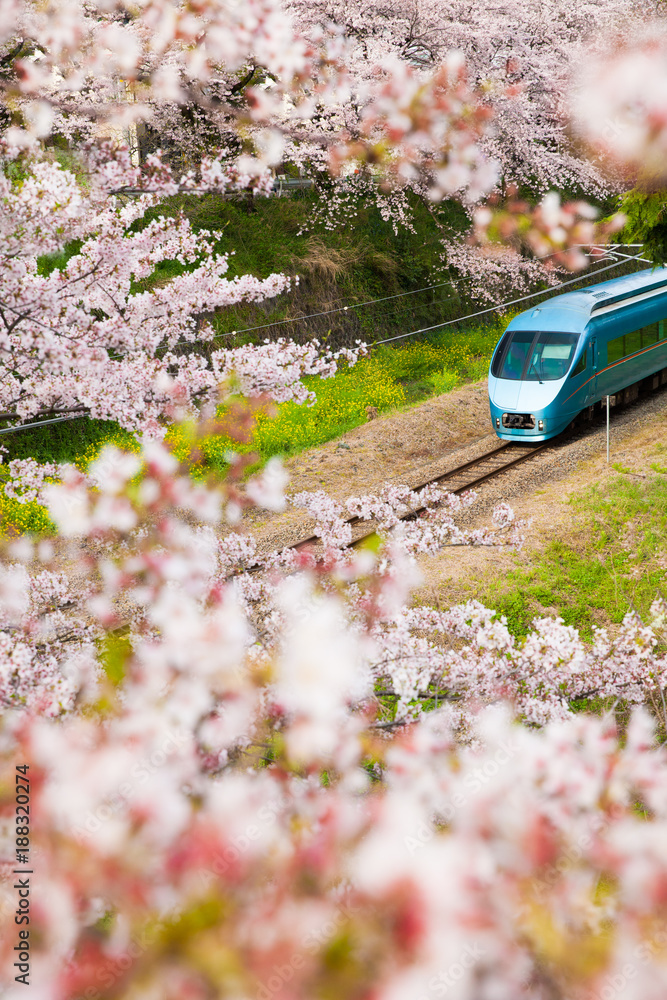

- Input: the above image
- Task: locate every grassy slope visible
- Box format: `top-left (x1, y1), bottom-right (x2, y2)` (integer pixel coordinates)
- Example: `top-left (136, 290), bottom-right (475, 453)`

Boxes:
top-left (472, 454), bottom-right (667, 641)
top-left (130, 189), bottom-right (473, 346)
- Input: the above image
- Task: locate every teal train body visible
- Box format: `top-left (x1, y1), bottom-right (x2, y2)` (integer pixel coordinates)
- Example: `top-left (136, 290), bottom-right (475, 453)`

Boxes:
top-left (488, 267), bottom-right (667, 441)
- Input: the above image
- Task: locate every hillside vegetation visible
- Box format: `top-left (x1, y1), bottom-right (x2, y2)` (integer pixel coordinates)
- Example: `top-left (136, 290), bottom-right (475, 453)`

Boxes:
top-left (482, 467), bottom-right (667, 640)
top-left (132, 187), bottom-right (474, 348)
top-left (8, 186), bottom-right (644, 537)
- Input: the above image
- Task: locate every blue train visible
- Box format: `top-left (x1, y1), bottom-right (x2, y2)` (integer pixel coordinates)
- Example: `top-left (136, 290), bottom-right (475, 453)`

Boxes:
top-left (488, 267), bottom-right (667, 441)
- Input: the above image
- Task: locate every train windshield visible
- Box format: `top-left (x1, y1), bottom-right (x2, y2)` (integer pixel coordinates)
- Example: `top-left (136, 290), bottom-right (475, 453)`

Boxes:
top-left (492, 331), bottom-right (579, 381)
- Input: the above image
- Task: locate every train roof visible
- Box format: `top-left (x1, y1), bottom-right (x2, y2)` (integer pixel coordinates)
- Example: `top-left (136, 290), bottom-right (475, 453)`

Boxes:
top-left (508, 266), bottom-right (667, 332)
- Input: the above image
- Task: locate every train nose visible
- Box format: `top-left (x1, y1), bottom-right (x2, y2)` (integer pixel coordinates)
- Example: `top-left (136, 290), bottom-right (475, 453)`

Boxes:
top-left (491, 380), bottom-right (520, 410)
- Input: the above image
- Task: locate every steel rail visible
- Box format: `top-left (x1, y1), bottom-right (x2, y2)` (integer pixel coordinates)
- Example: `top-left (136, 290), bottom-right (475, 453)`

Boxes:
top-left (347, 441), bottom-right (551, 549)
top-left (288, 439), bottom-right (550, 554)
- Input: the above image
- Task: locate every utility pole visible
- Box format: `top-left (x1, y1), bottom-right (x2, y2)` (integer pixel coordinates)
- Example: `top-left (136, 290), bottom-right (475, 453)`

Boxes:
top-left (606, 396), bottom-right (610, 462)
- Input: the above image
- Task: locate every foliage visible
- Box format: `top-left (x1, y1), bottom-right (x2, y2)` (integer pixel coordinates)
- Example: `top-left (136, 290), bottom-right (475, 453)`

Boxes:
top-left (252, 362), bottom-right (405, 458)
top-left (0, 493), bottom-right (55, 535)
top-left (132, 189), bottom-right (473, 344)
top-left (1, 419), bottom-right (138, 470)
top-left (614, 187), bottom-right (667, 265)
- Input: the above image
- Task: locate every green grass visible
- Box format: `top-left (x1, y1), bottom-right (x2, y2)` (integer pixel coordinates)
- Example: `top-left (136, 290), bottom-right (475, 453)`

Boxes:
top-left (0, 418), bottom-right (138, 468)
top-left (374, 329), bottom-right (498, 402)
top-left (124, 189), bottom-right (474, 346)
top-left (473, 474), bottom-right (667, 641)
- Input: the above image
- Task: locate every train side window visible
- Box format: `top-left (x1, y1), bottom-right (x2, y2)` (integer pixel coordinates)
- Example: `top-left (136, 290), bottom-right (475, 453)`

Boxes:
top-left (607, 334), bottom-right (625, 364)
top-left (570, 350), bottom-right (587, 377)
top-left (661, 319), bottom-right (666, 341)
top-left (625, 328), bottom-right (642, 355)
top-left (643, 323), bottom-right (659, 347)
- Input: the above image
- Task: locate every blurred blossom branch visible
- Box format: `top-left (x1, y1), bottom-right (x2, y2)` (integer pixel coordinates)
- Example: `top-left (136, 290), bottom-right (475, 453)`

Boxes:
top-left (0, 413), bottom-right (666, 996)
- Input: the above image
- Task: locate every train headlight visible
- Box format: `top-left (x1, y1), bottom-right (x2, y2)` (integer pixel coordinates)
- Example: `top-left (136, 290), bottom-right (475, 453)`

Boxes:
top-left (538, 419), bottom-right (544, 431)
top-left (495, 418), bottom-right (500, 429)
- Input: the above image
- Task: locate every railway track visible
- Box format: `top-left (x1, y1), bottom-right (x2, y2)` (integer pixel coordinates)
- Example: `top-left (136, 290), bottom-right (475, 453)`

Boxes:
top-left (248, 370), bottom-right (667, 564)
top-left (289, 438), bottom-right (551, 553)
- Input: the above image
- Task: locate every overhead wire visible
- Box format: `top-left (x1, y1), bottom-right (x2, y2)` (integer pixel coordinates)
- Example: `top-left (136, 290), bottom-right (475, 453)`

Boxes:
top-left (372, 254), bottom-right (645, 346)
top-left (161, 244), bottom-right (647, 352)
top-left (0, 414), bottom-right (80, 436)
top-left (0, 249), bottom-right (647, 438)
top-left (154, 275), bottom-right (475, 356)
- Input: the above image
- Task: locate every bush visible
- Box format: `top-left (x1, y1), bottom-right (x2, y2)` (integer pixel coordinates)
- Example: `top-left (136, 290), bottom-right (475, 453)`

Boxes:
top-left (0, 495), bottom-right (56, 535)
top-left (0, 421), bottom-right (141, 537)
top-left (429, 369), bottom-right (460, 394)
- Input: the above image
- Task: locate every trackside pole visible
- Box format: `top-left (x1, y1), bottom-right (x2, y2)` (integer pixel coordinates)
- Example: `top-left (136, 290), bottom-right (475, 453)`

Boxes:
top-left (606, 396), bottom-right (610, 462)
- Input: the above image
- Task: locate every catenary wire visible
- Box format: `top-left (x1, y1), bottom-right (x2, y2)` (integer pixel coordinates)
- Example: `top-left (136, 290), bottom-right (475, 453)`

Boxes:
top-left (0, 414), bottom-right (89, 436)
top-left (0, 251), bottom-right (646, 437)
top-left (162, 245), bottom-right (646, 352)
top-left (372, 255), bottom-right (644, 346)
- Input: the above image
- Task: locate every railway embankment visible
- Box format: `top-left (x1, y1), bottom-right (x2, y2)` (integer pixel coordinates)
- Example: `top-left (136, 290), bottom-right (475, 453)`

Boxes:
top-left (414, 387), bottom-right (667, 638)
top-left (244, 378), bottom-right (493, 550)
top-left (246, 377), bottom-right (667, 639)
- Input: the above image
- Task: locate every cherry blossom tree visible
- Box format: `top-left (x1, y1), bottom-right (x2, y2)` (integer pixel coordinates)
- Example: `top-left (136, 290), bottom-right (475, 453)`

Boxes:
top-left (0, 145), bottom-right (367, 436)
top-left (280, 0), bottom-right (647, 295)
top-left (3, 0), bottom-right (641, 215)
top-left (570, 26), bottom-right (667, 266)
top-left (287, 0), bottom-right (658, 196)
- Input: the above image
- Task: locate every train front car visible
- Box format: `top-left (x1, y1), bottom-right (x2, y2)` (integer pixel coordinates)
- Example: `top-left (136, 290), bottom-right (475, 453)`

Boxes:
top-left (489, 266), bottom-right (667, 442)
top-left (488, 297), bottom-right (589, 442)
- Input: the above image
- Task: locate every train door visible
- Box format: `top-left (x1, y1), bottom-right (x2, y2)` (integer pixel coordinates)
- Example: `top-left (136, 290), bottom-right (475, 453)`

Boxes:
top-left (589, 337), bottom-right (598, 401)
